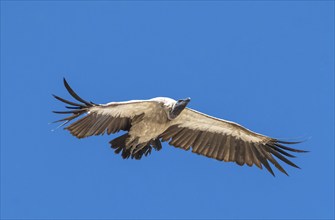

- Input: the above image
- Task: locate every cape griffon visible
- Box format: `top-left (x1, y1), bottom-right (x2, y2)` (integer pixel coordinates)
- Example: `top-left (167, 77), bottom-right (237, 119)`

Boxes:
top-left (53, 78), bottom-right (307, 176)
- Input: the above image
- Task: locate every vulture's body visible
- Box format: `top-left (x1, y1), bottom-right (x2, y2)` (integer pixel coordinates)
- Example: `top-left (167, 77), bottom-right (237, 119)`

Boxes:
top-left (53, 79), bottom-right (307, 176)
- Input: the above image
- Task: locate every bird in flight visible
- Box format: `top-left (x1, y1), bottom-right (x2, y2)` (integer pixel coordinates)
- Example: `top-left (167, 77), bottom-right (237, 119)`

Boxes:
top-left (53, 78), bottom-right (307, 176)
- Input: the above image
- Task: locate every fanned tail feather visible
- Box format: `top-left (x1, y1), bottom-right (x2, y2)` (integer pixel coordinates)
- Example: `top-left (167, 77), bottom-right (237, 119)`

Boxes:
top-left (110, 134), bottom-right (162, 160)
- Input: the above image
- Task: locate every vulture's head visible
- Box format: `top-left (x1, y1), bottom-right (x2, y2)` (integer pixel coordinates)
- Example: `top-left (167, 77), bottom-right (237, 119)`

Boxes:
top-left (170, 97), bottom-right (191, 119)
top-left (151, 97), bottom-right (191, 120)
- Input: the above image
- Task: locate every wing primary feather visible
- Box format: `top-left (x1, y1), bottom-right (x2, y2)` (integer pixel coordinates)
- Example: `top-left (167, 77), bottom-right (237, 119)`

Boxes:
top-left (276, 140), bottom-right (303, 144)
top-left (52, 94), bottom-right (86, 107)
top-left (52, 110), bottom-right (85, 114)
top-left (52, 114), bottom-right (81, 123)
top-left (260, 145), bottom-right (288, 176)
top-left (65, 106), bottom-right (81, 109)
top-left (266, 143), bottom-right (295, 158)
top-left (63, 78), bottom-right (93, 106)
top-left (268, 147), bottom-right (301, 169)
top-left (252, 144), bottom-right (275, 176)
top-left (274, 143), bottom-right (308, 153)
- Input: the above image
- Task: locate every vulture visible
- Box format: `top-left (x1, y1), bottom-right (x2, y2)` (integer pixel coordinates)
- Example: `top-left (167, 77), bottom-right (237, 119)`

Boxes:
top-left (53, 78), bottom-right (307, 176)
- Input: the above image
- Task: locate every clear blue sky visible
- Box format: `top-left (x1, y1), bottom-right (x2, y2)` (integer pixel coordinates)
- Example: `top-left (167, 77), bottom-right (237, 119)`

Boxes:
top-left (1, 1), bottom-right (334, 219)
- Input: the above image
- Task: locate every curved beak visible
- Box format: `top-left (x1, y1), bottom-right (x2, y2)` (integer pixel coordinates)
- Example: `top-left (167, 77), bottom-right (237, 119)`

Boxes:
top-left (178, 97), bottom-right (191, 108)
top-left (183, 97), bottom-right (191, 103)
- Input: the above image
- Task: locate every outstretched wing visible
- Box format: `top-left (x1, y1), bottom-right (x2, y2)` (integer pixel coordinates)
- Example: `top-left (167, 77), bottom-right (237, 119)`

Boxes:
top-left (160, 108), bottom-right (307, 176)
top-left (53, 78), bottom-right (159, 138)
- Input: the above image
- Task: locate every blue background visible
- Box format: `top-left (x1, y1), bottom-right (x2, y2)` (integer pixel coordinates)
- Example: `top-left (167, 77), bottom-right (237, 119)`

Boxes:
top-left (1, 1), bottom-right (334, 219)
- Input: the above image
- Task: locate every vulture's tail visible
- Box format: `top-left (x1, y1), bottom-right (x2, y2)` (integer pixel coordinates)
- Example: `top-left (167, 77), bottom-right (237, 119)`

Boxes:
top-left (52, 78), bottom-right (97, 127)
top-left (110, 134), bottom-right (162, 160)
